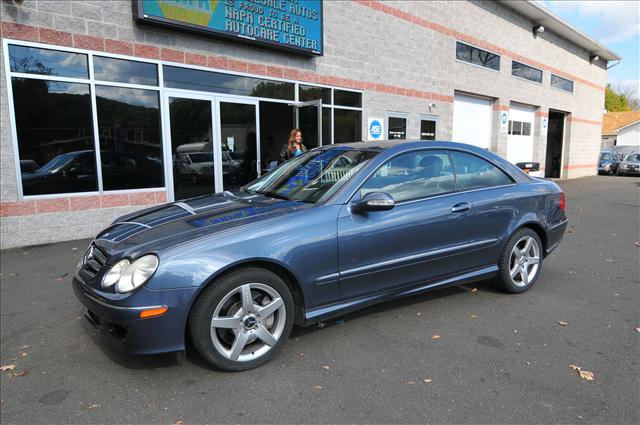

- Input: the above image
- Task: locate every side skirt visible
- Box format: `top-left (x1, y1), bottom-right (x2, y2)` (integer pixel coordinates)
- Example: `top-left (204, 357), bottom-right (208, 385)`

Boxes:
top-left (303, 265), bottom-right (498, 325)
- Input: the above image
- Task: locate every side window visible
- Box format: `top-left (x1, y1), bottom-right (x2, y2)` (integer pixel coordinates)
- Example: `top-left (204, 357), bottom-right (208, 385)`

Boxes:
top-left (360, 150), bottom-right (456, 203)
top-left (449, 151), bottom-right (513, 191)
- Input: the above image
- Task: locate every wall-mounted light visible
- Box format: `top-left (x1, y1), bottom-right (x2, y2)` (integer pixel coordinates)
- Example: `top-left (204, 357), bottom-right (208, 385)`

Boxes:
top-left (533, 25), bottom-right (545, 37)
top-left (590, 55), bottom-right (600, 64)
top-left (428, 102), bottom-right (437, 112)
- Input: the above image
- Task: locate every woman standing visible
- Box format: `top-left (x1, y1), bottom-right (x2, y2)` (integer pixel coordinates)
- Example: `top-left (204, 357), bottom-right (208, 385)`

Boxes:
top-left (279, 128), bottom-right (307, 163)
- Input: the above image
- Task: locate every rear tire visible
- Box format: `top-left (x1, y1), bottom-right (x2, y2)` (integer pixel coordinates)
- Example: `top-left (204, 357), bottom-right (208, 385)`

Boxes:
top-left (494, 228), bottom-right (543, 294)
top-left (188, 267), bottom-right (295, 371)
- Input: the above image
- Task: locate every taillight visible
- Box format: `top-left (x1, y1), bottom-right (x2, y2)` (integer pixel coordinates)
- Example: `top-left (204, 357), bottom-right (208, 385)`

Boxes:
top-left (559, 192), bottom-right (566, 211)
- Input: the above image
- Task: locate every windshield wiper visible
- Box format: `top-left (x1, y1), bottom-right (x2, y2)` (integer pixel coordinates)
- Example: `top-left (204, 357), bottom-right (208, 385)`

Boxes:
top-left (255, 190), bottom-right (290, 201)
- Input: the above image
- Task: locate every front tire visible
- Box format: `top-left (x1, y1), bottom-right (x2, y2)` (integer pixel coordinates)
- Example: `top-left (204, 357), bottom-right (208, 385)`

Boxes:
top-left (494, 228), bottom-right (543, 293)
top-left (188, 267), bottom-right (295, 371)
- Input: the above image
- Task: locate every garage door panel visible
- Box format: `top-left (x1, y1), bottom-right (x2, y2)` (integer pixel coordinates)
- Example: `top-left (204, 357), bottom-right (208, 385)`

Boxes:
top-left (452, 94), bottom-right (492, 150)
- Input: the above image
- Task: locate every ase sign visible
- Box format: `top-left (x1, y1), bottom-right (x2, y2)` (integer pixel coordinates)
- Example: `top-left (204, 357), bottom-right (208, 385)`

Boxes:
top-left (368, 118), bottom-right (384, 141)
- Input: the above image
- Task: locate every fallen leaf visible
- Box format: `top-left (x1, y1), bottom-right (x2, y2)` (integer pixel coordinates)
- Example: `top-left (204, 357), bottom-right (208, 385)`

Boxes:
top-left (8, 371), bottom-right (28, 378)
top-left (20, 352), bottom-right (27, 357)
top-left (635, 327), bottom-right (640, 333)
top-left (88, 404), bottom-right (100, 411)
top-left (298, 353), bottom-right (305, 357)
top-left (634, 241), bottom-right (640, 248)
top-left (0, 365), bottom-right (16, 372)
top-left (569, 365), bottom-right (594, 381)
top-left (173, 421), bottom-right (183, 425)
top-left (469, 314), bottom-right (477, 319)
top-left (471, 288), bottom-right (478, 293)
top-left (18, 345), bottom-right (29, 349)
top-left (423, 378), bottom-right (432, 383)
top-left (313, 385), bottom-right (323, 389)
top-left (557, 321), bottom-right (568, 326)
top-left (416, 312), bottom-right (421, 316)
top-left (321, 365), bottom-right (330, 370)
top-left (407, 381), bottom-right (416, 385)
top-left (431, 335), bottom-right (441, 340)
top-left (317, 321), bottom-right (326, 329)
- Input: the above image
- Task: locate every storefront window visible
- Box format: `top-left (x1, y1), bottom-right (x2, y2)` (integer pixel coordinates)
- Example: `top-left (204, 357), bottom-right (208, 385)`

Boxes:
top-left (323, 107), bottom-right (332, 145)
top-left (334, 90), bottom-right (362, 107)
top-left (420, 120), bottom-right (436, 140)
top-left (95, 86), bottom-right (164, 191)
top-left (299, 85), bottom-right (331, 103)
top-left (12, 78), bottom-right (98, 195)
top-left (93, 56), bottom-right (158, 86)
top-left (388, 116), bottom-right (407, 139)
top-left (334, 109), bottom-right (362, 143)
top-left (9, 45), bottom-right (88, 79)
top-left (163, 66), bottom-right (295, 100)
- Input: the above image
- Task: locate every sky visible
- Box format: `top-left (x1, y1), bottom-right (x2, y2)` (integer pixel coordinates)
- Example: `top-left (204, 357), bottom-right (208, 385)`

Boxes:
top-left (539, 0), bottom-right (640, 99)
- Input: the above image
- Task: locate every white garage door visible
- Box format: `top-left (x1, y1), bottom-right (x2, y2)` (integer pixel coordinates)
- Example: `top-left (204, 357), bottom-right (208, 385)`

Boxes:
top-left (452, 93), bottom-right (492, 149)
top-left (506, 103), bottom-right (535, 164)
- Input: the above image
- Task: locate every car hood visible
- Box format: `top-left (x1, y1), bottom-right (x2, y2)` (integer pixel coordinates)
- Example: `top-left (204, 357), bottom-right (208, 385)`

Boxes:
top-left (93, 192), bottom-right (312, 260)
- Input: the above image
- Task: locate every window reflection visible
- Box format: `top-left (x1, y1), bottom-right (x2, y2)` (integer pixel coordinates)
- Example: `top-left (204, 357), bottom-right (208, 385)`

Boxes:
top-left (551, 74), bottom-right (574, 93)
top-left (95, 86), bottom-right (164, 190)
top-left (334, 90), bottom-right (362, 107)
top-left (456, 42), bottom-right (500, 71)
top-left (511, 61), bottom-right (542, 83)
top-left (334, 109), bottom-right (362, 143)
top-left (388, 117), bottom-right (407, 139)
top-left (12, 78), bottom-right (97, 195)
top-left (9, 45), bottom-right (88, 79)
top-left (93, 56), bottom-right (158, 86)
top-left (299, 85), bottom-right (331, 103)
top-left (164, 66), bottom-right (295, 100)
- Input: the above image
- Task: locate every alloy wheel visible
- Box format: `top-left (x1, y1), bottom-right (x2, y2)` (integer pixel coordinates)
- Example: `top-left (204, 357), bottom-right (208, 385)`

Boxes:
top-left (508, 235), bottom-right (541, 287)
top-left (209, 283), bottom-right (286, 362)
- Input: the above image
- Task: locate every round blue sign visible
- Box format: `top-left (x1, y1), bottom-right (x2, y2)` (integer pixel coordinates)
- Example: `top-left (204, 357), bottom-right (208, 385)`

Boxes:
top-left (369, 119), bottom-right (382, 140)
top-left (501, 112), bottom-right (508, 124)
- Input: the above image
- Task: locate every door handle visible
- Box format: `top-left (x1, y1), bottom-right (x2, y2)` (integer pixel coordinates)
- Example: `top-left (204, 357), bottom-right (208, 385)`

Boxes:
top-left (451, 202), bottom-right (471, 213)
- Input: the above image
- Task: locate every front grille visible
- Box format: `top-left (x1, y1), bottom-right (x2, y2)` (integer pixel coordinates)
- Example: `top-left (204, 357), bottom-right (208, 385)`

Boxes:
top-left (81, 244), bottom-right (108, 279)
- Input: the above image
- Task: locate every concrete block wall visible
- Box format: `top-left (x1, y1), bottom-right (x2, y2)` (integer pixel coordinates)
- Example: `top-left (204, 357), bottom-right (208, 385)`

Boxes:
top-left (0, 0), bottom-right (608, 248)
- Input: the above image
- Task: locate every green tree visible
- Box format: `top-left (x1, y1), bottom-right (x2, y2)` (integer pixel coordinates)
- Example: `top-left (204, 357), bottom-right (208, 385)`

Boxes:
top-left (605, 84), bottom-right (640, 111)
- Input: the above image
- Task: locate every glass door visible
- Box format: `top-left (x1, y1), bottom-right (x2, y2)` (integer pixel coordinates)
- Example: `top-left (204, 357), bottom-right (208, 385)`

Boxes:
top-left (163, 92), bottom-right (260, 201)
top-left (292, 99), bottom-right (322, 150)
top-left (216, 98), bottom-right (259, 191)
top-left (165, 93), bottom-right (217, 201)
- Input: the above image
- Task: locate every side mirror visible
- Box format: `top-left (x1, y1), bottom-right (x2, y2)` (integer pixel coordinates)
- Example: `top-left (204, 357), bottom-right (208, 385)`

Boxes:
top-left (352, 192), bottom-right (395, 214)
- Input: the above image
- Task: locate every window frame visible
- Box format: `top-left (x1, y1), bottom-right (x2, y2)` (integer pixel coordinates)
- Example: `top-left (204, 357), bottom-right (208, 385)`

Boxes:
top-left (550, 74), bottom-right (574, 94)
top-left (454, 41), bottom-right (501, 72)
top-left (348, 147), bottom-right (517, 206)
top-left (386, 112), bottom-right (409, 140)
top-left (3, 38), bottom-right (364, 200)
top-left (510, 60), bottom-right (543, 85)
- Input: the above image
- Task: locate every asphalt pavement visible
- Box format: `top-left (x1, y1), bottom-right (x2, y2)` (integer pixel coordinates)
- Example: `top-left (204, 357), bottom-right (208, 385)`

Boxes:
top-left (1, 175), bottom-right (638, 424)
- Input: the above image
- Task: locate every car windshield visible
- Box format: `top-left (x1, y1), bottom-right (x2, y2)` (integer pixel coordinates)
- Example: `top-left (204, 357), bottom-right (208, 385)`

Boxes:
top-left (600, 152), bottom-right (612, 160)
top-left (244, 148), bottom-right (378, 203)
top-left (624, 154), bottom-right (640, 162)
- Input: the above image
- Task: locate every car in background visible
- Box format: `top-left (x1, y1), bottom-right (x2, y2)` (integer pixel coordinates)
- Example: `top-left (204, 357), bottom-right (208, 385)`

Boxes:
top-left (72, 141), bottom-right (567, 371)
top-left (617, 152), bottom-right (640, 176)
top-left (598, 151), bottom-right (615, 175)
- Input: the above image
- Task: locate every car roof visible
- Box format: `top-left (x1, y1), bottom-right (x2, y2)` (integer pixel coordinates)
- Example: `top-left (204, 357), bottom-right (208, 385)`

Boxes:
top-left (322, 140), bottom-right (490, 152)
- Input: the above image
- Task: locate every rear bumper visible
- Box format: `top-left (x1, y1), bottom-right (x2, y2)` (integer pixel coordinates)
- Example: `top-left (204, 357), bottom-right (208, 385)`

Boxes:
top-left (72, 276), bottom-right (198, 355)
top-left (545, 219), bottom-right (568, 256)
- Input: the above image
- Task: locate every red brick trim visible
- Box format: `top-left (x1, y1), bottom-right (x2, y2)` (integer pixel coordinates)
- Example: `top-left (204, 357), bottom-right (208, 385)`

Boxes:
top-left (535, 111), bottom-right (549, 117)
top-left (493, 104), bottom-right (509, 111)
top-left (357, 1), bottom-right (605, 92)
top-left (567, 116), bottom-right (601, 126)
top-left (563, 163), bottom-right (597, 170)
top-left (0, 21), bottom-right (453, 103)
top-left (0, 191), bottom-right (166, 217)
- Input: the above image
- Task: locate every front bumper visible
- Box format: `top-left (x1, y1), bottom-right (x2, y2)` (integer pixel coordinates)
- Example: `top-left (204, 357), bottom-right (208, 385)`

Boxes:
top-left (73, 276), bottom-right (198, 355)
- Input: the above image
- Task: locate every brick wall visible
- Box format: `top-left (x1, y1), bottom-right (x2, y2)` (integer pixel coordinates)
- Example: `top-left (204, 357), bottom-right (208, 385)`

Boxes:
top-left (0, 0), bottom-right (607, 248)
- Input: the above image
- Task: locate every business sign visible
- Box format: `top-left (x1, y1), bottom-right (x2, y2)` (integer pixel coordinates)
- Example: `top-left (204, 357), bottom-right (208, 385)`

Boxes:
top-left (500, 111), bottom-right (508, 134)
top-left (136, 0), bottom-right (323, 56)
top-left (368, 118), bottom-right (384, 141)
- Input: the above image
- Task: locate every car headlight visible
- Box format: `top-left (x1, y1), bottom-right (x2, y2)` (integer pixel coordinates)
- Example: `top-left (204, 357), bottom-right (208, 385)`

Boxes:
top-left (101, 255), bottom-right (159, 293)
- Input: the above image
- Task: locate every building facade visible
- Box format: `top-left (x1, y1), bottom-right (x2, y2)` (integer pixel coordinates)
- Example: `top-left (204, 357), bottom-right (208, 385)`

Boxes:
top-left (0, 0), bottom-right (619, 248)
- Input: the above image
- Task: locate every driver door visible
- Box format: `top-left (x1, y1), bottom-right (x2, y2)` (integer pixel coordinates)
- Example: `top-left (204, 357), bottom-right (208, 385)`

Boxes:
top-left (337, 149), bottom-right (475, 300)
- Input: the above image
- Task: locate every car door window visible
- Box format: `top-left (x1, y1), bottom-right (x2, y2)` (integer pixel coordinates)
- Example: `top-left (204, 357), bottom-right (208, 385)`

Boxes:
top-left (360, 150), bottom-right (456, 202)
top-left (449, 151), bottom-right (513, 191)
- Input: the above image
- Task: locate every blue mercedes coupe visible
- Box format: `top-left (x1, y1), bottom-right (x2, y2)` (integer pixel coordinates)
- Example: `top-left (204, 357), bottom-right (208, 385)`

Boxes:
top-left (73, 141), bottom-right (567, 371)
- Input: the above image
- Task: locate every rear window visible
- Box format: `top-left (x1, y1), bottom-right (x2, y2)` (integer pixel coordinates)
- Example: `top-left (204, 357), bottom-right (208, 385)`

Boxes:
top-left (449, 151), bottom-right (513, 191)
